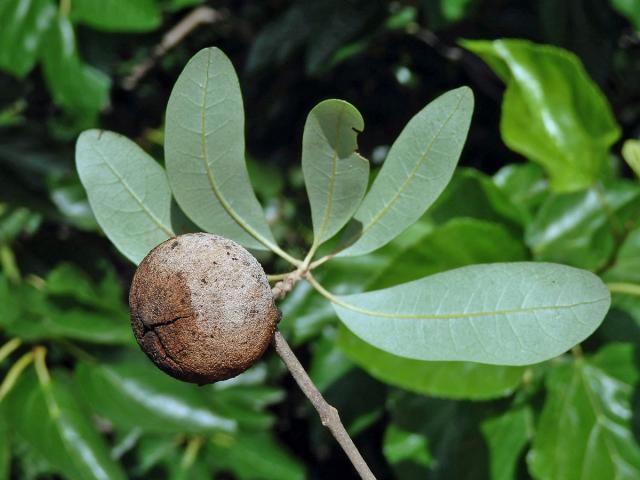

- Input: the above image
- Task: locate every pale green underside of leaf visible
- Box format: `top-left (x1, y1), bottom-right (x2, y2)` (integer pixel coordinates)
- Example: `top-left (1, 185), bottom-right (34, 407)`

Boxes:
top-left (165, 47), bottom-right (276, 252)
top-left (333, 262), bottom-right (610, 365)
top-left (339, 86), bottom-right (473, 256)
top-left (76, 130), bottom-right (174, 265)
top-left (302, 99), bottom-right (369, 246)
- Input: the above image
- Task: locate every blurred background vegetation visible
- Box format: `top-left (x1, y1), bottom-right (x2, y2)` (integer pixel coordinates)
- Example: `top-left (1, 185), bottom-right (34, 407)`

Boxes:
top-left (1, 0), bottom-right (640, 479)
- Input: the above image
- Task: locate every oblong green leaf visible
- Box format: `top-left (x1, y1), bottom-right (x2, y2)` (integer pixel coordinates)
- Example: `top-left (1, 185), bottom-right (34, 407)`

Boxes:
top-left (165, 47), bottom-right (275, 252)
top-left (41, 13), bottom-right (110, 120)
top-left (208, 432), bottom-right (305, 480)
top-left (76, 358), bottom-right (236, 434)
top-left (76, 129), bottom-right (174, 264)
top-left (526, 179), bottom-right (640, 271)
top-left (611, 0), bottom-right (640, 30)
top-left (337, 325), bottom-right (525, 400)
top-left (71, 0), bottom-right (162, 32)
top-left (333, 262), bottom-right (610, 365)
top-left (622, 139), bottom-right (640, 179)
top-left (481, 408), bottom-right (533, 480)
top-left (0, 0), bottom-right (55, 77)
top-left (605, 225), bottom-right (640, 283)
top-left (302, 99), bottom-right (368, 246)
top-left (528, 344), bottom-right (640, 479)
top-left (4, 371), bottom-right (127, 480)
top-left (339, 86), bottom-right (473, 256)
top-left (462, 39), bottom-right (620, 192)
top-left (0, 418), bottom-right (9, 480)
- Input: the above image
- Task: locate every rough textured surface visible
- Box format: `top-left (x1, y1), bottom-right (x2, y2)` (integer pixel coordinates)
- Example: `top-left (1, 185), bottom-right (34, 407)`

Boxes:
top-left (130, 233), bottom-right (280, 384)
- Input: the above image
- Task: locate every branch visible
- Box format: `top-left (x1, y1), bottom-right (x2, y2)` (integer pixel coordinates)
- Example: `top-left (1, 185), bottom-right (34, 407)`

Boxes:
top-left (271, 266), bottom-right (306, 300)
top-left (270, 265), bottom-right (376, 477)
top-left (272, 331), bottom-right (376, 479)
top-left (122, 6), bottom-right (224, 90)
top-left (271, 267), bottom-right (375, 478)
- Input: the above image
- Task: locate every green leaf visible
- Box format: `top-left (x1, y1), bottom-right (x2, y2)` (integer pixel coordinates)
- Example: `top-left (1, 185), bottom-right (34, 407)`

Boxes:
top-left (76, 129), bottom-right (174, 264)
top-left (0, 418), bottom-right (9, 480)
top-left (370, 218), bottom-right (527, 289)
top-left (2, 280), bottom-right (132, 345)
top-left (429, 167), bottom-right (524, 229)
top-left (0, 207), bottom-right (41, 244)
top-left (386, 392), bottom-right (487, 479)
top-left (0, 275), bottom-right (22, 328)
top-left (246, 0), bottom-right (378, 75)
top-left (493, 163), bottom-right (549, 223)
top-left (10, 308), bottom-right (133, 345)
top-left (75, 358), bottom-right (237, 434)
top-left (423, 0), bottom-right (475, 30)
top-left (333, 262), bottom-right (610, 365)
top-left (71, 0), bottom-right (162, 32)
top-left (319, 367), bottom-right (386, 437)
top-left (340, 87), bottom-right (473, 256)
top-left (245, 4), bottom-right (309, 73)
top-left (165, 47), bottom-right (275, 252)
top-left (383, 422), bottom-right (432, 470)
top-left (303, 0), bottom-right (379, 74)
top-left (338, 325), bottom-right (525, 399)
top-left (45, 263), bottom-right (124, 313)
top-left (49, 179), bottom-right (99, 231)
top-left (611, 0), bottom-right (640, 30)
top-left (4, 371), bottom-right (127, 480)
top-left (161, 0), bottom-right (205, 12)
top-left (208, 432), bottom-right (305, 480)
top-left (302, 99), bottom-right (368, 247)
top-left (528, 344), bottom-right (640, 479)
top-left (208, 376), bottom-right (283, 431)
top-left (622, 139), bottom-right (640, 179)
top-left (132, 435), bottom-right (178, 476)
top-left (8, 435), bottom-right (56, 480)
top-left (605, 226), bottom-right (640, 283)
top-left (526, 179), bottom-right (640, 271)
top-left (385, 6), bottom-right (418, 31)
top-left (0, 0), bottom-right (55, 77)
top-left (480, 407), bottom-right (532, 480)
top-left (462, 39), bottom-right (620, 192)
top-left (308, 330), bottom-right (354, 391)
top-left (41, 12), bottom-right (110, 121)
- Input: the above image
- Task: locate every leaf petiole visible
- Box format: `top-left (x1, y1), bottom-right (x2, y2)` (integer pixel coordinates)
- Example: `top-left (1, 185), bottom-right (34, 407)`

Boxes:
top-left (0, 338), bottom-right (22, 365)
top-left (0, 350), bottom-right (34, 402)
top-left (607, 282), bottom-right (640, 297)
top-left (33, 346), bottom-right (51, 386)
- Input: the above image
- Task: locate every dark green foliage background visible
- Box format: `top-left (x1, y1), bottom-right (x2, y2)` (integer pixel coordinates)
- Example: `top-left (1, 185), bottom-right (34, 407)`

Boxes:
top-left (1, 0), bottom-right (640, 479)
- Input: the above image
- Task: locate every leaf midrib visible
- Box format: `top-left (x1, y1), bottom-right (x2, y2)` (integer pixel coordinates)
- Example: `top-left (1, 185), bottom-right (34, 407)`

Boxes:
top-left (199, 49), bottom-right (274, 251)
top-left (579, 364), bottom-right (633, 478)
top-left (335, 295), bottom-right (608, 321)
top-left (356, 92), bottom-right (465, 240)
top-left (314, 103), bottom-right (346, 245)
top-left (91, 142), bottom-right (174, 237)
